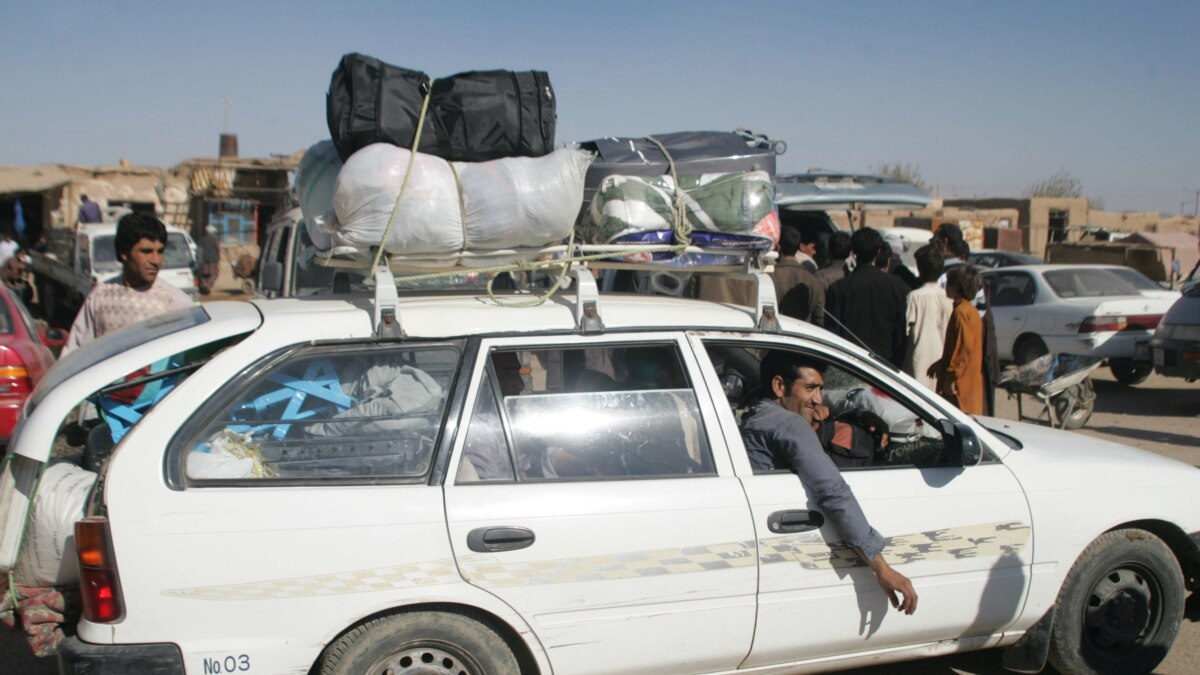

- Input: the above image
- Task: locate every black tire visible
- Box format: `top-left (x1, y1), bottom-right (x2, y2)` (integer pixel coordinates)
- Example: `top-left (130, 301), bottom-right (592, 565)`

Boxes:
top-left (1109, 362), bottom-right (1152, 386)
top-left (1048, 529), bottom-right (1185, 675)
top-left (1014, 336), bottom-right (1049, 365)
top-left (1052, 379), bottom-right (1096, 430)
top-left (319, 610), bottom-right (520, 675)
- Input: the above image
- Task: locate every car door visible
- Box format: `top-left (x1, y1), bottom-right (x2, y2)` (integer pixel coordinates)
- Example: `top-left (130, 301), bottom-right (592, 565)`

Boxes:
top-left (442, 335), bottom-right (757, 675)
top-left (984, 271), bottom-right (1037, 360)
top-left (692, 334), bottom-right (1033, 666)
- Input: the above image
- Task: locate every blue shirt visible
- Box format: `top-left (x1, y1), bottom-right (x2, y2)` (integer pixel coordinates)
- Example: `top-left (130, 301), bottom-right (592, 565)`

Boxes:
top-left (79, 200), bottom-right (103, 224)
top-left (739, 398), bottom-right (886, 561)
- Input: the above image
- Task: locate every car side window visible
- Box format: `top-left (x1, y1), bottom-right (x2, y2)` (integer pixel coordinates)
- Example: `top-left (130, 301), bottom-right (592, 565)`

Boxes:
top-left (456, 344), bottom-right (714, 483)
top-left (986, 272), bottom-right (1035, 306)
top-left (183, 343), bottom-right (460, 482)
top-left (704, 343), bottom-right (953, 470)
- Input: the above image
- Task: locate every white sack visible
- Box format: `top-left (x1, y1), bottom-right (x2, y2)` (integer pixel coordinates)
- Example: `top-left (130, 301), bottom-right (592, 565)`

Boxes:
top-left (295, 140), bottom-right (342, 252)
top-left (13, 463), bottom-right (97, 587)
top-left (332, 144), bottom-right (591, 256)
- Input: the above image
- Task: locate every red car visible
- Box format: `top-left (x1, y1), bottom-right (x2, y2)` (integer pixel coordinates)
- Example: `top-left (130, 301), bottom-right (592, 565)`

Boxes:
top-left (0, 285), bottom-right (57, 445)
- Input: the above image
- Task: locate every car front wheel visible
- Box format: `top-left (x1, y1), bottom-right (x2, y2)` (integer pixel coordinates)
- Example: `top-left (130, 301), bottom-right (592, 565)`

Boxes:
top-left (1048, 528), bottom-right (1184, 675)
top-left (319, 610), bottom-right (521, 675)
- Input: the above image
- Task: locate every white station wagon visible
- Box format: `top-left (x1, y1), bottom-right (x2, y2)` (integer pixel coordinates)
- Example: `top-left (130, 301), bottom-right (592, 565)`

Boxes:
top-left (1, 266), bottom-right (1197, 675)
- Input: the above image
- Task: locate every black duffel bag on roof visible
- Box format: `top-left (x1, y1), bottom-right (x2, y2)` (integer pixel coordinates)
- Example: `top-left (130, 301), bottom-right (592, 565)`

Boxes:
top-left (326, 53), bottom-right (556, 163)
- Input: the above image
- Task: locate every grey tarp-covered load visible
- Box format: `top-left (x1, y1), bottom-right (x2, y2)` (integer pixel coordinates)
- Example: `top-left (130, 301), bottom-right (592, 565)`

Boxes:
top-left (582, 171), bottom-right (777, 245)
top-left (574, 130), bottom-right (783, 267)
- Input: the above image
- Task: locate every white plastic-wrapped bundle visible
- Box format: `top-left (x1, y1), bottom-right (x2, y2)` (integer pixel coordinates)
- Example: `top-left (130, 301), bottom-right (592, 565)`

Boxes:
top-left (13, 463), bottom-right (97, 587)
top-left (332, 143), bottom-right (592, 259)
top-left (295, 140), bottom-right (342, 252)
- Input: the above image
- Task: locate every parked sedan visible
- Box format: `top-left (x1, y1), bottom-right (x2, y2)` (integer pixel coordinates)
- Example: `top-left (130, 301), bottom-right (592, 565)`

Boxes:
top-left (0, 286), bottom-right (57, 445)
top-left (982, 264), bottom-right (1180, 385)
top-left (1150, 282), bottom-right (1200, 381)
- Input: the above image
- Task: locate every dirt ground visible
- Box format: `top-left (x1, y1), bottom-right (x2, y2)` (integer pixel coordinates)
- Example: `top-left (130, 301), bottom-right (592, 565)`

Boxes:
top-left (2, 343), bottom-right (1196, 674)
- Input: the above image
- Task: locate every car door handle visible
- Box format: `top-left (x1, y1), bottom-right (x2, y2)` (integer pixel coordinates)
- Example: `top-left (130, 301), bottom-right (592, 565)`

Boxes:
top-left (467, 527), bottom-right (536, 553)
top-left (768, 510), bottom-right (824, 534)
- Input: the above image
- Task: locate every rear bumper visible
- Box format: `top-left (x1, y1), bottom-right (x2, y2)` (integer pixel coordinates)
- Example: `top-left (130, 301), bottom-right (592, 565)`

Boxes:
top-left (57, 636), bottom-right (184, 675)
top-left (1150, 337), bottom-right (1200, 379)
top-left (1044, 330), bottom-right (1153, 361)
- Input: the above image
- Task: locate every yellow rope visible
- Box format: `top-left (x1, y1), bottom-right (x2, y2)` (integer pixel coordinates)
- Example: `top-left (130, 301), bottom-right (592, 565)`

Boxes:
top-left (370, 78), bottom-right (437, 272)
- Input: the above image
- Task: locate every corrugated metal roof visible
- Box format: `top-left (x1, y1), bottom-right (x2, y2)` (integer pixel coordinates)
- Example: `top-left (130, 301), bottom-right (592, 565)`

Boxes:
top-left (0, 166), bottom-right (72, 193)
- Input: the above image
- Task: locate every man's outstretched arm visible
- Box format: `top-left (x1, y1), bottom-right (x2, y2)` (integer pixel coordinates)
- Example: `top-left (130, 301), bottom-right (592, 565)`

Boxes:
top-left (867, 554), bottom-right (918, 615)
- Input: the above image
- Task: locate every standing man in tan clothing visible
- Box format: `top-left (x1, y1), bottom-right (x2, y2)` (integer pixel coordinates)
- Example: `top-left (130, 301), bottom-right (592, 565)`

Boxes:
top-left (903, 245), bottom-right (952, 390)
top-left (62, 213), bottom-right (194, 356)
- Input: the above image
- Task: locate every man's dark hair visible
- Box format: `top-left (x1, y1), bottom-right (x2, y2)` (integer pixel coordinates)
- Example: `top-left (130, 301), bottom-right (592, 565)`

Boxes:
top-left (799, 228), bottom-right (821, 246)
top-left (914, 244), bottom-right (944, 283)
top-left (779, 225), bottom-right (802, 257)
top-left (114, 212), bottom-right (168, 259)
top-left (945, 264), bottom-right (982, 300)
top-left (760, 351), bottom-right (826, 395)
top-left (947, 237), bottom-right (971, 260)
top-left (850, 227), bottom-right (884, 263)
top-left (874, 244), bottom-right (893, 270)
top-left (80, 194), bottom-right (89, 203)
top-left (826, 231), bottom-right (852, 262)
top-left (934, 222), bottom-right (964, 243)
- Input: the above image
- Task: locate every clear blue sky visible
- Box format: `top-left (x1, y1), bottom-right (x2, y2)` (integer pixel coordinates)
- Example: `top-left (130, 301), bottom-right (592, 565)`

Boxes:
top-left (4, 0), bottom-right (1199, 215)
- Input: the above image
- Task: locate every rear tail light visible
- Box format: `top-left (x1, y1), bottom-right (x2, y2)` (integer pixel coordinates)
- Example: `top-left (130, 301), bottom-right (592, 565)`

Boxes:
top-left (76, 517), bottom-right (125, 622)
top-left (1125, 314), bottom-right (1162, 331)
top-left (1077, 314), bottom-right (1161, 333)
top-left (0, 346), bottom-right (32, 396)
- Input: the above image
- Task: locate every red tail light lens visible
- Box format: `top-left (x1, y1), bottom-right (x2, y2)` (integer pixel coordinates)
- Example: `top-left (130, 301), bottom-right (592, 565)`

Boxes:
top-left (76, 517), bottom-right (124, 623)
top-left (1078, 316), bottom-right (1124, 333)
top-left (1124, 314), bottom-right (1161, 330)
top-left (1077, 315), bottom-right (1161, 333)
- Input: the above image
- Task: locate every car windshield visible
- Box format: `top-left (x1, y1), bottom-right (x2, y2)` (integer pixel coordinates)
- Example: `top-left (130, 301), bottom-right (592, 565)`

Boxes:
top-left (1042, 268), bottom-right (1142, 298)
top-left (31, 306), bottom-right (209, 408)
top-left (93, 233), bottom-right (193, 270)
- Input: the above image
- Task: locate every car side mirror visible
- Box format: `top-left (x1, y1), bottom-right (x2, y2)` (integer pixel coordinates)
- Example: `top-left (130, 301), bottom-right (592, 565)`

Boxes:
top-left (259, 261), bottom-right (283, 295)
top-left (938, 419), bottom-right (984, 467)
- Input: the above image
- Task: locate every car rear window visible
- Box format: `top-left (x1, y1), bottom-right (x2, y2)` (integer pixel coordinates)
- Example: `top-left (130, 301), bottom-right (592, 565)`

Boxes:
top-left (1043, 269), bottom-right (1141, 298)
top-left (181, 342), bottom-right (463, 483)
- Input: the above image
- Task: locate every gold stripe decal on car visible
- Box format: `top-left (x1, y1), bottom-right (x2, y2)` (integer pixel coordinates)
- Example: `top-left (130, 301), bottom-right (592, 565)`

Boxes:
top-left (161, 560), bottom-right (463, 601)
top-left (162, 521), bottom-right (1029, 600)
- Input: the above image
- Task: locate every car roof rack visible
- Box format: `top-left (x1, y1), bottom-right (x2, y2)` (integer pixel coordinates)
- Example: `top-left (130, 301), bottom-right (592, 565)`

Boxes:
top-left (314, 244), bottom-right (780, 338)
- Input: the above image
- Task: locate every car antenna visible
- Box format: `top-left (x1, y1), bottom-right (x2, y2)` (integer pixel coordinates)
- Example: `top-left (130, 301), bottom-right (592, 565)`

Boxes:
top-left (820, 309), bottom-right (896, 370)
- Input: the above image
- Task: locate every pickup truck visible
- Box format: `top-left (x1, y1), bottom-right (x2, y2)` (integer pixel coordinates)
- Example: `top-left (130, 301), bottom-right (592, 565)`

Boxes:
top-left (28, 221), bottom-right (199, 328)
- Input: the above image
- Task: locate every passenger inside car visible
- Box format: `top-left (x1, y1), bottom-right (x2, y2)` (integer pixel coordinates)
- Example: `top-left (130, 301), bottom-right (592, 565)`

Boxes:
top-left (458, 346), bottom-right (713, 482)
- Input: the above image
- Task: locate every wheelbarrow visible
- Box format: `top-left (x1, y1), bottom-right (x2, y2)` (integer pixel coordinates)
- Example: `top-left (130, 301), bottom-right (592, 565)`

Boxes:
top-left (998, 353), bottom-right (1102, 430)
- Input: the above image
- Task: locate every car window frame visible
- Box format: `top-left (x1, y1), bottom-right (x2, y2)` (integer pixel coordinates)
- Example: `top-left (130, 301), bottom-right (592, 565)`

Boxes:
top-left (451, 333), bottom-right (731, 485)
top-left (984, 270), bottom-right (1037, 307)
top-left (168, 339), bottom-right (467, 488)
top-left (692, 332), bottom-right (999, 474)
